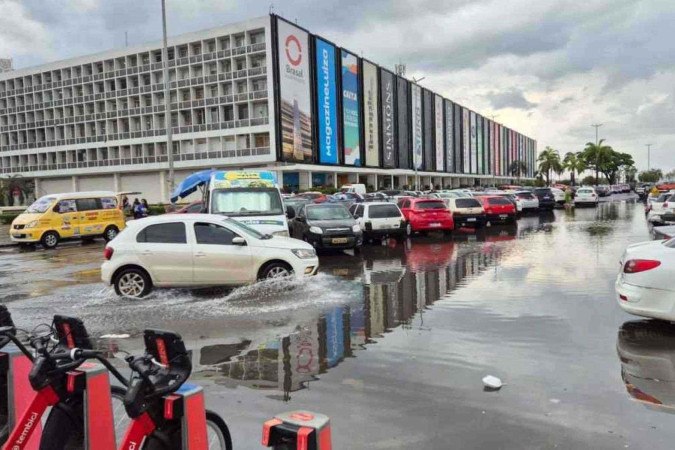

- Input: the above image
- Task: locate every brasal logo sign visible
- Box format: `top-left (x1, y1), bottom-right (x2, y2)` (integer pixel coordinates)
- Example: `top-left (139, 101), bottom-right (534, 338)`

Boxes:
top-left (285, 34), bottom-right (302, 66)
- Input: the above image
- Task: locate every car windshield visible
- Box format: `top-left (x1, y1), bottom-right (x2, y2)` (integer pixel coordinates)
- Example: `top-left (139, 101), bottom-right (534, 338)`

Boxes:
top-left (211, 188), bottom-right (284, 216)
top-left (415, 201), bottom-right (446, 210)
top-left (307, 205), bottom-right (351, 220)
top-left (369, 204), bottom-right (401, 218)
top-left (221, 218), bottom-right (267, 239)
top-left (456, 199), bottom-right (481, 208)
top-left (26, 196), bottom-right (57, 213)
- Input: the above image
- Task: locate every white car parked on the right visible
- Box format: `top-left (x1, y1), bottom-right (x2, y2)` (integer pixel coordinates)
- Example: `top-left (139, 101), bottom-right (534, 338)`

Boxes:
top-left (574, 187), bottom-right (599, 206)
top-left (616, 238), bottom-right (675, 321)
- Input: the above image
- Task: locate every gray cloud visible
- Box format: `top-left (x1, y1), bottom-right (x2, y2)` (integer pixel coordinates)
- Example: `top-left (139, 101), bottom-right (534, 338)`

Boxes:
top-left (486, 89), bottom-right (537, 110)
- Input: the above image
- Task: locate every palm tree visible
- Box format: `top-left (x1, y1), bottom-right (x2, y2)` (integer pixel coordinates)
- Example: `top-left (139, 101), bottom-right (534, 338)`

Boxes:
top-left (537, 147), bottom-right (563, 185)
top-left (509, 160), bottom-right (528, 181)
top-left (563, 152), bottom-right (587, 186)
top-left (582, 139), bottom-right (613, 182)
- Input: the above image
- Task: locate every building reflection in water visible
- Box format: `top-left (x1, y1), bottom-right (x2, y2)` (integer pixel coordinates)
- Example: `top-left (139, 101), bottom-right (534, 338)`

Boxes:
top-left (198, 228), bottom-right (513, 401)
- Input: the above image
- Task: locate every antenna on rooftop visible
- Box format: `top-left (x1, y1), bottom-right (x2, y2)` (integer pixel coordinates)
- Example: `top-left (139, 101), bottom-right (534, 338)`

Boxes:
top-left (395, 62), bottom-right (406, 77)
top-left (269, 3), bottom-right (274, 14)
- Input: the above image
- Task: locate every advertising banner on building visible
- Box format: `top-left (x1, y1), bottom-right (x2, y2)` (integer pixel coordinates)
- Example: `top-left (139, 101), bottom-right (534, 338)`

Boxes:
top-left (341, 50), bottom-right (361, 166)
top-left (454, 104), bottom-right (462, 173)
top-left (445, 99), bottom-right (454, 173)
top-left (411, 84), bottom-right (423, 170)
top-left (324, 306), bottom-right (345, 368)
top-left (277, 19), bottom-right (313, 163)
top-left (362, 60), bottom-right (380, 167)
top-left (476, 115), bottom-right (483, 174)
top-left (435, 95), bottom-right (444, 172)
top-left (423, 89), bottom-right (434, 172)
top-left (397, 77), bottom-right (410, 169)
top-left (380, 69), bottom-right (396, 168)
top-left (483, 118), bottom-right (489, 174)
top-left (470, 111), bottom-right (477, 174)
top-left (462, 107), bottom-right (470, 174)
top-left (315, 38), bottom-right (338, 165)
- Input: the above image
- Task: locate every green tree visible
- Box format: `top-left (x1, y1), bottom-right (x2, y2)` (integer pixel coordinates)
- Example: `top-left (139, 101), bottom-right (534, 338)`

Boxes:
top-left (537, 147), bottom-right (563, 185)
top-left (625, 166), bottom-right (637, 183)
top-left (581, 139), bottom-right (613, 181)
top-left (598, 152), bottom-right (634, 185)
top-left (666, 169), bottom-right (675, 181)
top-left (509, 160), bottom-right (528, 181)
top-left (563, 152), bottom-right (587, 186)
top-left (638, 169), bottom-right (663, 183)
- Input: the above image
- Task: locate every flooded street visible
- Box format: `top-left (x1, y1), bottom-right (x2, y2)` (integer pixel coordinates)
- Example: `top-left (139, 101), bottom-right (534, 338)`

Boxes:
top-left (2, 197), bottom-right (671, 449)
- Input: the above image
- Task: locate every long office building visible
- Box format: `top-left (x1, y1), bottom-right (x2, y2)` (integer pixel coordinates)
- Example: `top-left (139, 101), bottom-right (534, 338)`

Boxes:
top-left (0, 15), bottom-right (536, 203)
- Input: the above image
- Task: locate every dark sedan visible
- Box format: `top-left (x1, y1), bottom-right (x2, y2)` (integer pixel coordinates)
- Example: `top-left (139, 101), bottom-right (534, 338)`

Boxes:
top-left (533, 188), bottom-right (555, 210)
top-left (290, 203), bottom-right (363, 250)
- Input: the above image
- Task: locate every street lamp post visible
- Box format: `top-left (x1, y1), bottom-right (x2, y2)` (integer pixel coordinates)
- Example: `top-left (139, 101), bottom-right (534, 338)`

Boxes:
top-left (645, 143), bottom-right (652, 172)
top-left (161, 0), bottom-right (175, 198)
top-left (591, 123), bottom-right (603, 183)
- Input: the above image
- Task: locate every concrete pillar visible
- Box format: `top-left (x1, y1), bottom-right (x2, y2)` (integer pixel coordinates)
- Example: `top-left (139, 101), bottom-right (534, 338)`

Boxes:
top-left (333, 172), bottom-right (338, 189)
top-left (366, 174), bottom-right (378, 191)
top-left (71, 176), bottom-right (78, 192)
top-left (113, 173), bottom-right (121, 192)
top-left (308, 170), bottom-right (313, 189)
top-left (159, 171), bottom-right (167, 203)
top-left (34, 177), bottom-right (41, 198)
top-left (390, 175), bottom-right (394, 189)
top-left (299, 172), bottom-right (311, 191)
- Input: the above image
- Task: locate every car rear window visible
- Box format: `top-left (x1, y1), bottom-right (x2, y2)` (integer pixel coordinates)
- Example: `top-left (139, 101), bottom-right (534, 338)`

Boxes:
top-left (657, 194), bottom-right (670, 202)
top-left (516, 192), bottom-right (534, 199)
top-left (137, 222), bottom-right (187, 244)
top-left (578, 189), bottom-right (593, 194)
top-left (455, 199), bottom-right (481, 208)
top-left (488, 197), bottom-right (512, 206)
top-left (415, 201), bottom-right (446, 210)
top-left (368, 204), bottom-right (401, 218)
top-left (534, 188), bottom-right (551, 195)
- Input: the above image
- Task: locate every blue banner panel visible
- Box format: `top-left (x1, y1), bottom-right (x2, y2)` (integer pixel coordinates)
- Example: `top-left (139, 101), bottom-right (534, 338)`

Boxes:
top-left (315, 38), bottom-right (338, 164)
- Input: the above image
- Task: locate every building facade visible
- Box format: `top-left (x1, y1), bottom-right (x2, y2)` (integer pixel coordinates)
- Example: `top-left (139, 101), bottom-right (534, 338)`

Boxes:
top-left (0, 15), bottom-right (536, 204)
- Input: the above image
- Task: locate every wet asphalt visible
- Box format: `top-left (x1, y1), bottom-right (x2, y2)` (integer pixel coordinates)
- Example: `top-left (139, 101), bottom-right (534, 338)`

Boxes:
top-left (3, 194), bottom-right (674, 449)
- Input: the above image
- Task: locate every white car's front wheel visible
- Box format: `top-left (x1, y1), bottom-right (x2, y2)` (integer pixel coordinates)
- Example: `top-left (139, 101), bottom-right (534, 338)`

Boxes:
top-left (114, 267), bottom-right (152, 298)
top-left (259, 262), bottom-right (294, 280)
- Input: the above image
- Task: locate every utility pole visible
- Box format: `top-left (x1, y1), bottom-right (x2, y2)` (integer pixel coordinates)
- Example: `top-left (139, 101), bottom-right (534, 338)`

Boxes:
top-left (591, 123), bottom-right (603, 183)
top-left (645, 143), bottom-right (652, 172)
top-left (161, 0), bottom-right (175, 197)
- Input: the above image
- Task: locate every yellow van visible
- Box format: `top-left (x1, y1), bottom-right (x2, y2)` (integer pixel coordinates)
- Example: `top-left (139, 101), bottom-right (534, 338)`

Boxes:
top-left (10, 191), bottom-right (127, 249)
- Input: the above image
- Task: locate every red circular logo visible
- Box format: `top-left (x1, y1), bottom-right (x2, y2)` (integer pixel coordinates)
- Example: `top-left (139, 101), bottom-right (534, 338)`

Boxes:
top-left (285, 35), bottom-right (302, 66)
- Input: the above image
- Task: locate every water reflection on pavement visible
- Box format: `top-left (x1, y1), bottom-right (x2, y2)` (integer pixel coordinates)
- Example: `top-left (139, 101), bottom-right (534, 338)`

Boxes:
top-left (6, 198), bottom-right (675, 448)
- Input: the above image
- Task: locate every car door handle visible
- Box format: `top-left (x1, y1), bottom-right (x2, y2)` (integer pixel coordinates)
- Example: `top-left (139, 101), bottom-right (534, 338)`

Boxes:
top-left (194, 252), bottom-right (206, 257)
top-left (141, 250), bottom-right (153, 255)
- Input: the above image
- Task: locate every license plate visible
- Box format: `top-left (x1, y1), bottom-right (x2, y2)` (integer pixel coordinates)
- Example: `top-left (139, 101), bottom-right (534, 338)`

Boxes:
top-left (429, 223), bottom-right (441, 227)
top-left (499, 214), bottom-right (508, 218)
top-left (331, 237), bottom-right (348, 244)
top-left (467, 218), bottom-right (476, 222)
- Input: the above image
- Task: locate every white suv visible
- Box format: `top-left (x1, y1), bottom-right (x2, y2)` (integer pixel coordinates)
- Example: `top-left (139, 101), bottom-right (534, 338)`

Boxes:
top-left (350, 202), bottom-right (406, 240)
top-left (101, 214), bottom-right (319, 298)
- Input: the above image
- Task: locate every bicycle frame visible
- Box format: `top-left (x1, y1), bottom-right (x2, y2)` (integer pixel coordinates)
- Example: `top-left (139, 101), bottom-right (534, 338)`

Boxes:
top-left (0, 345), bottom-right (40, 450)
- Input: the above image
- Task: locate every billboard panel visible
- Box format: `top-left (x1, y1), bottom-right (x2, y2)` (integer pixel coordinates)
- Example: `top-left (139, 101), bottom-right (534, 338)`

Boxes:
top-left (363, 61), bottom-right (380, 167)
top-left (435, 95), bottom-right (444, 172)
top-left (423, 89), bottom-right (434, 172)
top-left (476, 115), bottom-right (483, 174)
top-left (396, 77), bottom-right (410, 169)
top-left (454, 104), bottom-right (462, 173)
top-left (483, 118), bottom-right (489, 174)
top-left (411, 84), bottom-right (423, 170)
top-left (462, 107), bottom-right (470, 174)
top-left (380, 69), bottom-right (396, 168)
top-left (470, 112), bottom-right (477, 174)
top-left (341, 50), bottom-right (361, 166)
top-left (445, 99), bottom-right (454, 173)
top-left (315, 38), bottom-right (338, 165)
top-left (277, 19), bottom-right (313, 163)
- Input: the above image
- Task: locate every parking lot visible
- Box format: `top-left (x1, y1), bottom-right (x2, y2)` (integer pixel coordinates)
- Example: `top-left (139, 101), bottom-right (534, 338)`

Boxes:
top-left (3, 194), bottom-right (672, 449)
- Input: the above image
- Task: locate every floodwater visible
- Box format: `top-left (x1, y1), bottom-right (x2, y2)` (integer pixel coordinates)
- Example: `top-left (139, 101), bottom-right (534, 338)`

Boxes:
top-left (2, 196), bottom-right (673, 448)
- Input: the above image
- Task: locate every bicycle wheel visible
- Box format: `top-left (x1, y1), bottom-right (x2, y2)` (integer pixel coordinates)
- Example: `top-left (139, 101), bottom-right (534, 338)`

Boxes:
top-left (206, 410), bottom-right (233, 450)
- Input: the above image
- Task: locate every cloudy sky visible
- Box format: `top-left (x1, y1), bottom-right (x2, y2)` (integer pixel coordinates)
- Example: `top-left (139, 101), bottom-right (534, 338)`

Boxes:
top-left (3, 0), bottom-right (673, 174)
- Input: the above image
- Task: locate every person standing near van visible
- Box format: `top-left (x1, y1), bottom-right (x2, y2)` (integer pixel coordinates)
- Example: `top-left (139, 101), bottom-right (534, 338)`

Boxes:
top-left (140, 199), bottom-right (150, 217)
top-left (132, 198), bottom-right (141, 219)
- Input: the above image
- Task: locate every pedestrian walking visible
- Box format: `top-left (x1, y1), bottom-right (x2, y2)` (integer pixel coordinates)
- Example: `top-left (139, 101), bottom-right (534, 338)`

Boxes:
top-left (132, 198), bottom-right (141, 219)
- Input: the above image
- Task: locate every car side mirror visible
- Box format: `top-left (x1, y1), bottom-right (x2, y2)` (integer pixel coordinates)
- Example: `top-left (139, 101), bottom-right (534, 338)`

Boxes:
top-left (286, 206), bottom-right (295, 219)
top-left (232, 236), bottom-right (247, 246)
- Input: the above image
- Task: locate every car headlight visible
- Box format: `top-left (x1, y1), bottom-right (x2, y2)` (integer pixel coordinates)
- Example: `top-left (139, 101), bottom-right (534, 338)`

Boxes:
top-left (272, 230), bottom-right (289, 237)
top-left (292, 248), bottom-right (316, 259)
top-left (309, 226), bottom-right (323, 234)
top-left (352, 224), bottom-right (361, 233)
top-left (25, 220), bottom-right (38, 228)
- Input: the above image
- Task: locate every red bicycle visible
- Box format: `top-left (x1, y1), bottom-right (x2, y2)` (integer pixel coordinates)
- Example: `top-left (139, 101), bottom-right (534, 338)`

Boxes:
top-left (1, 315), bottom-right (232, 450)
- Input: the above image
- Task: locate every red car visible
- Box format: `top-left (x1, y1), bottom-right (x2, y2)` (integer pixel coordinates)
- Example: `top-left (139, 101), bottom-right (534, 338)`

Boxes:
top-left (475, 195), bottom-right (517, 224)
top-left (398, 198), bottom-right (454, 236)
top-left (298, 192), bottom-right (328, 203)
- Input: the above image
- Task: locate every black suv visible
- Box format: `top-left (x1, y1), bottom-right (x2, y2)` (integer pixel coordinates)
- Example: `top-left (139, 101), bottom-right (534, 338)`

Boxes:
top-left (290, 203), bottom-right (363, 250)
top-left (533, 188), bottom-right (555, 210)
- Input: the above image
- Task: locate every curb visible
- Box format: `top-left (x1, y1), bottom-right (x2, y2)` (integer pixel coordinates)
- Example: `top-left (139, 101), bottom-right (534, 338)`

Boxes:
top-left (0, 242), bottom-right (16, 248)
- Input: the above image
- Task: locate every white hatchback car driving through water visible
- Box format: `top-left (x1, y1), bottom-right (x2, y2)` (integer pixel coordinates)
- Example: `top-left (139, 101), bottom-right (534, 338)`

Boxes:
top-left (101, 214), bottom-right (319, 298)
